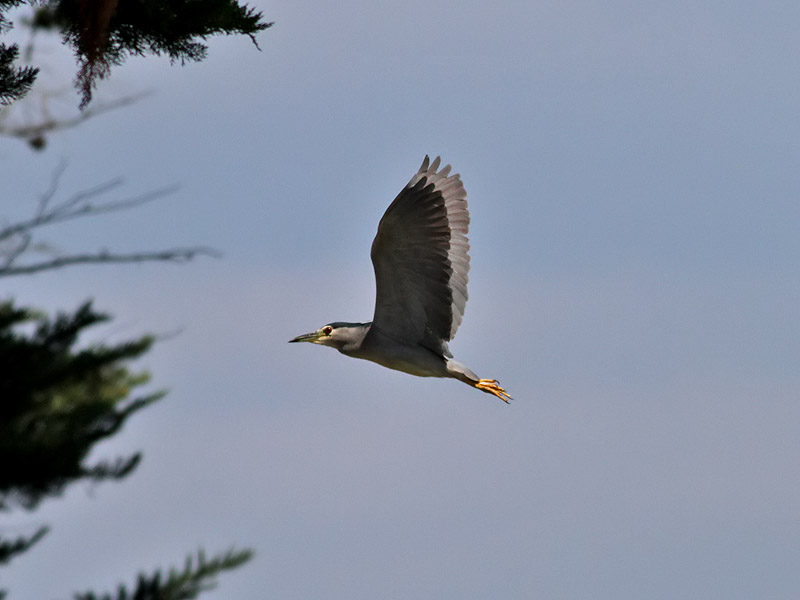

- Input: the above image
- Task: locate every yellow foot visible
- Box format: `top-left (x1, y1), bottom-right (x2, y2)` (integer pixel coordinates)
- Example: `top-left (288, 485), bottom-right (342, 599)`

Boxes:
top-left (474, 379), bottom-right (512, 403)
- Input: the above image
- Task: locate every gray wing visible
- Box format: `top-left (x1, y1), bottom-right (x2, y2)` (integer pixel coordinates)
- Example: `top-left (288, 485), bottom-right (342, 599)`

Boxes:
top-left (366, 155), bottom-right (470, 353)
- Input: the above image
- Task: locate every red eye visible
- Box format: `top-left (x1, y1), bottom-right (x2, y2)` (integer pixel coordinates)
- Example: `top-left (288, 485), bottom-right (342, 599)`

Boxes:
top-left (322, 326), bottom-right (333, 335)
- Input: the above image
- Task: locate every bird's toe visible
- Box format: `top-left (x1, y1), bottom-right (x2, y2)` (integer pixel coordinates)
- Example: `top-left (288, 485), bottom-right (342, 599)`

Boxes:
top-left (475, 379), bottom-right (512, 403)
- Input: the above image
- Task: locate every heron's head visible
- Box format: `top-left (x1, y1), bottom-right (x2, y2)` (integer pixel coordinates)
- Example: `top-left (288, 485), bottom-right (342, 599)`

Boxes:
top-left (289, 322), bottom-right (369, 351)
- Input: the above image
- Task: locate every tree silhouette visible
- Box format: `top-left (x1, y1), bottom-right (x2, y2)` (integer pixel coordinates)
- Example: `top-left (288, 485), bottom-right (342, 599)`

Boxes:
top-left (1, 0), bottom-right (272, 107)
top-left (0, 183), bottom-right (251, 597)
top-left (2, 2), bottom-right (268, 595)
top-left (0, 299), bottom-right (254, 599)
top-left (0, 43), bottom-right (36, 104)
top-left (0, 300), bottom-right (158, 512)
top-left (73, 549), bottom-right (255, 600)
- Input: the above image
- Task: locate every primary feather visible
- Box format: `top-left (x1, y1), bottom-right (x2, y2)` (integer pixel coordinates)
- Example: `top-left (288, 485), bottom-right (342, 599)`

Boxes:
top-left (365, 156), bottom-right (470, 355)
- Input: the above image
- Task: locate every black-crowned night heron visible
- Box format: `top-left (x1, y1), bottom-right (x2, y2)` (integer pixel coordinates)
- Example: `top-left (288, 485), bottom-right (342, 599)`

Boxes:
top-left (290, 156), bottom-right (511, 403)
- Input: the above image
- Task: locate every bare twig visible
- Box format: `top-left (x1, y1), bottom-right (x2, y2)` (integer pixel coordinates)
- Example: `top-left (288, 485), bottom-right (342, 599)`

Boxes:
top-left (35, 160), bottom-right (68, 219)
top-left (0, 180), bottom-right (179, 243)
top-left (0, 247), bottom-right (221, 277)
top-left (0, 92), bottom-right (151, 150)
top-left (0, 165), bottom-right (218, 278)
top-left (1, 232), bottom-right (33, 270)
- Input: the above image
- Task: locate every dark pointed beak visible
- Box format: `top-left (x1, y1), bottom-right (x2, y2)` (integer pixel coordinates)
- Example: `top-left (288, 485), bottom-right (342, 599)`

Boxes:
top-left (289, 331), bottom-right (323, 343)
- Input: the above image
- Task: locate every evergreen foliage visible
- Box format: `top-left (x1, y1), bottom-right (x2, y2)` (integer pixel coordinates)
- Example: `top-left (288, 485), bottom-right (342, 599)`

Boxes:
top-left (1, 3), bottom-right (262, 591)
top-left (0, 299), bottom-right (255, 598)
top-left (0, 300), bottom-right (163, 511)
top-left (0, 0), bottom-right (272, 107)
top-left (73, 548), bottom-right (254, 600)
top-left (0, 0), bottom-right (36, 106)
top-left (0, 301), bottom-right (254, 598)
top-left (0, 526), bottom-right (49, 566)
top-left (0, 42), bottom-right (38, 106)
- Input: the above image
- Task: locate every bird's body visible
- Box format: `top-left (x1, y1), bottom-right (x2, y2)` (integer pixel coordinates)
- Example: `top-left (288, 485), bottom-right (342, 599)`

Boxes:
top-left (348, 324), bottom-right (445, 377)
top-left (290, 156), bottom-right (511, 402)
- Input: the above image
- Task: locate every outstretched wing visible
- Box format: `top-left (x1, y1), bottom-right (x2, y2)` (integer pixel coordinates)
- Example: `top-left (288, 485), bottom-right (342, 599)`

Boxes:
top-left (366, 156), bottom-right (470, 352)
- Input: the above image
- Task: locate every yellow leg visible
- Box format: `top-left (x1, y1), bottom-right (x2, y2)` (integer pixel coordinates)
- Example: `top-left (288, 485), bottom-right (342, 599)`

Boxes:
top-left (474, 379), bottom-right (512, 403)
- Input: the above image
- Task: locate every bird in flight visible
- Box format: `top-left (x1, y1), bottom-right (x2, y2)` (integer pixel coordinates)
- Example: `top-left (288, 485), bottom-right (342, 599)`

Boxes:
top-left (290, 156), bottom-right (512, 403)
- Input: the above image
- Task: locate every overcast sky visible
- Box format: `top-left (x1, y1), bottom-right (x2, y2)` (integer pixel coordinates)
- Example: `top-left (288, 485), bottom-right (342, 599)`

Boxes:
top-left (3, 1), bottom-right (800, 598)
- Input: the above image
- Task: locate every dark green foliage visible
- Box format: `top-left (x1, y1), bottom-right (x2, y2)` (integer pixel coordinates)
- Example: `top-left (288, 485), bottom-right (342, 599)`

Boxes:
top-left (0, 300), bottom-right (163, 510)
top-left (0, 0), bottom-right (25, 27)
top-left (0, 526), bottom-right (50, 566)
top-left (0, 0), bottom-right (272, 107)
top-left (0, 300), bottom-right (255, 598)
top-left (44, 0), bottom-right (270, 107)
top-left (73, 548), bottom-right (254, 600)
top-left (53, 0), bottom-right (269, 57)
top-left (0, 15), bottom-right (261, 581)
top-left (0, 44), bottom-right (38, 106)
top-left (1, 0), bottom-right (37, 105)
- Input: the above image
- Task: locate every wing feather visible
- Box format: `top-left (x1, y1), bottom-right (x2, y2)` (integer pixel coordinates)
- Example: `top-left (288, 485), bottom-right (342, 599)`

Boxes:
top-left (367, 156), bottom-right (470, 352)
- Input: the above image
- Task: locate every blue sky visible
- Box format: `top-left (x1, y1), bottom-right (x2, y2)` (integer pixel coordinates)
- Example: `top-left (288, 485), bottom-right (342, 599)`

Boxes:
top-left (3, 1), bottom-right (800, 598)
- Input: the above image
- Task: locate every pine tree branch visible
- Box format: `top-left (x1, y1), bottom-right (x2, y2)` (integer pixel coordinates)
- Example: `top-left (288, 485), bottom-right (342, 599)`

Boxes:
top-left (0, 526), bottom-right (49, 565)
top-left (0, 300), bottom-right (164, 509)
top-left (0, 43), bottom-right (38, 106)
top-left (72, 547), bottom-right (254, 600)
